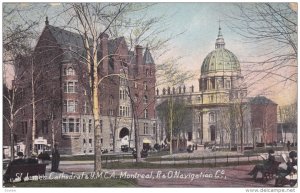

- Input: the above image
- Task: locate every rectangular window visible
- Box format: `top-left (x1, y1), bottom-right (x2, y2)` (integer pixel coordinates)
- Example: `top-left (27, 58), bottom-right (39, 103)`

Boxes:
top-left (89, 119), bottom-right (92, 133)
top-left (144, 109), bottom-right (148, 119)
top-left (64, 81), bottom-right (78, 93)
top-left (63, 100), bottom-right (67, 112)
top-left (144, 123), bottom-right (149, 134)
top-left (69, 118), bottom-right (74, 132)
top-left (100, 120), bottom-right (103, 133)
top-left (62, 118), bottom-right (67, 133)
top-left (68, 82), bottom-right (74, 93)
top-left (68, 101), bottom-right (75, 112)
top-left (84, 101), bottom-right (90, 114)
top-left (76, 118), bottom-right (80, 132)
top-left (153, 123), bottom-right (156, 134)
top-left (89, 139), bottom-right (92, 147)
top-left (64, 83), bottom-right (68, 93)
top-left (109, 109), bottom-right (114, 116)
top-left (82, 119), bottom-right (86, 132)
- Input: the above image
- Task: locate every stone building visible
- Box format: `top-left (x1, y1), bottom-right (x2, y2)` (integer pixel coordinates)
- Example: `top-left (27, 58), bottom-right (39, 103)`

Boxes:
top-left (156, 26), bottom-right (277, 149)
top-left (4, 18), bottom-right (157, 155)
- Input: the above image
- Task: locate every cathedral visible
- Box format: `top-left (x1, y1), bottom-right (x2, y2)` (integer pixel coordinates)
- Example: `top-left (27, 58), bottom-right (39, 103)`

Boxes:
top-left (156, 26), bottom-right (277, 148)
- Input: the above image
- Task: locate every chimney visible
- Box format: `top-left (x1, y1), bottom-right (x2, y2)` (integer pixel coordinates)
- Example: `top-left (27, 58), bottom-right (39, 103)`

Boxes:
top-left (135, 45), bottom-right (143, 66)
top-left (99, 32), bottom-right (109, 74)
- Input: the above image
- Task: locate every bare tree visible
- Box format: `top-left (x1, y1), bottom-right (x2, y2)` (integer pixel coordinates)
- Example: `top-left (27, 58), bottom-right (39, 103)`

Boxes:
top-left (278, 102), bottom-right (297, 144)
top-left (59, 3), bottom-right (128, 172)
top-left (156, 60), bottom-right (194, 154)
top-left (228, 3), bottom-right (297, 83)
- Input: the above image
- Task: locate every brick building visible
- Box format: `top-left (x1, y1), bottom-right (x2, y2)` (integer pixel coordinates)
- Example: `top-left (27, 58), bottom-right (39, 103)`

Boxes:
top-left (4, 18), bottom-right (157, 156)
top-left (250, 96), bottom-right (278, 144)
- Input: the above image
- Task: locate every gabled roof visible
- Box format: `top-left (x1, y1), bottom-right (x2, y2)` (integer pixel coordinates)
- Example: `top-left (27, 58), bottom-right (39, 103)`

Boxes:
top-left (249, 96), bottom-right (277, 105)
top-left (48, 25), bottom-right (85, 49)
top-left (143, 47), bottom-right (154, 64)
top-left (45, 25), bottom-right (125, 61)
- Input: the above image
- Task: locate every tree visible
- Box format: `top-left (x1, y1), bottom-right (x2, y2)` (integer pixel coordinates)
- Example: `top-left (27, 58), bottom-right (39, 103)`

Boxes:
top-left (228, 3), bottom-right (297, 83)
top-left (157, 97), bottom-right (191, 151)
top-left (278, 102), bottom-right (297, 144)
top-left (156, 60), bottom-right (194, 154)
top-left (65, 3), bottom-right (128, 172)
top-left (3, 5), bottom-right (38, 159)
top-left (218, 106), bottom-right (233, 149)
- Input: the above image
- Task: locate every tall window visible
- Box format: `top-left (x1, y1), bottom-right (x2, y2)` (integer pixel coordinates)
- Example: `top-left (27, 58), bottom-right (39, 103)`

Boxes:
top-left (209, 113), bottom-right (215, 122)
top-left (143, 81), bottom-right (147, 90)
top-left (88, 119), bottom-right (92, 133)
top-left (100, 120), bottom-right (103, 133)
top-left (109, 95), bottom-right (114, 105)
top-left (143, 95), bottom-right (148, 104)
top-left (143, 123), bottom-right (149, 134)
top-left (153, 123), bottom-right (156, 135)
top-left (82, 119), bottom-right (86, 132)
top-left (225, 80), bottom-right (231, 89)
top-left (119, 89), bottom-right (127, 100)
top-left (144, 109), bottom-right (148, 119)
top-left (76, 118), bottom-right (80, 132)
top-left (83, 101), bottom-right (90, 114)
top-left (64, 81), bottom-right (78, 93)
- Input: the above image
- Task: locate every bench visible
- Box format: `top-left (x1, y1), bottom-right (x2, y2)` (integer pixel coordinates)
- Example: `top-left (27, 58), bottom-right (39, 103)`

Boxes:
top-left (3, 159), bottom-right (47, 183)
top-left (261, 161), bottom-right (281, 182)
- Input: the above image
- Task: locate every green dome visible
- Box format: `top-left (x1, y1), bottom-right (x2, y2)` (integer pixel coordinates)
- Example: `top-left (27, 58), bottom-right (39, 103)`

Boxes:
top-left (201, 26), bottom-right (241, 75)
top-left (201, 48), bottom-right (241, 75)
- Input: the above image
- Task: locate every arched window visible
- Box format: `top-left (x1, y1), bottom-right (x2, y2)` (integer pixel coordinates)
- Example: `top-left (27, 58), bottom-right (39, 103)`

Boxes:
top-left (67, 67), bottom-right (75, 75)
top-left (209, 112), bottom-right (215, 122)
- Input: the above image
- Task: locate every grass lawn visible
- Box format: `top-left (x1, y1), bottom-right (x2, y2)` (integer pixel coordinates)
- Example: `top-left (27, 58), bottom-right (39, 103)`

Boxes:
top-left (3, 178), bottom-right (137, 187)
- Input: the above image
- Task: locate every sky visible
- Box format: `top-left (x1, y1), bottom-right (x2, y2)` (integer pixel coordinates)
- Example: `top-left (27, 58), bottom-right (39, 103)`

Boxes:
top-left (2, 2), bottom-right (297, 106)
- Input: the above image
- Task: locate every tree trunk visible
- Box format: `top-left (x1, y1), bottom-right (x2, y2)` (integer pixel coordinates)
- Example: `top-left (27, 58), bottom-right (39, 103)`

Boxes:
top-left (31, 62), bottom-right (37, 155)
top-left (169, 98), bottom-right (173, 155)
top-left (93, 52), bottom-right (102, 172)
top-left (134, 111), bottom-right (141, 162)
top-left (176, 133), bottom-right (180, 152)
top-left (51, 112), bottom-right (55, 150)
top-left (10, 118), bottom-right (14, 161)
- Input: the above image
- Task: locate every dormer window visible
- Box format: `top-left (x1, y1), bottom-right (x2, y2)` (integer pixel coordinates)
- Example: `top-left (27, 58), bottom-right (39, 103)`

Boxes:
top-left (64, 66), bottom-right (75, 76)
top-left (67, 67), bottom-right (75, 75)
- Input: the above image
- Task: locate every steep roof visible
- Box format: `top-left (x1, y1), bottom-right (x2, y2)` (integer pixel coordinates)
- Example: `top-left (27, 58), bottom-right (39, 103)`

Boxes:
top-left (46, 25), bottom-right (125, 61)
top-left (250, 96), bottom-right (277, 105)
top-left (143, 47), bottom-right (154, 64)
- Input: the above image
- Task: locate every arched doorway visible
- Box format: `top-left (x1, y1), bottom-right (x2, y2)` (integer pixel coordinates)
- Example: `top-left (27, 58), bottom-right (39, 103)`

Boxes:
top-left (119, 127), bottom-right (129, 139)
top-left (210, 125), bottom-right (216, 141)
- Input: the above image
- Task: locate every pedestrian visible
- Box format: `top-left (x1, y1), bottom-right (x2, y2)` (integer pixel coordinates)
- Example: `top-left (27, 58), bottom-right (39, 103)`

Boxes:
top-left (248, 149), bottom-right (276, 179)
top-left (287, 141), bottom-right (291, 151)
top-left (51, 144), bottom-right (60, 172)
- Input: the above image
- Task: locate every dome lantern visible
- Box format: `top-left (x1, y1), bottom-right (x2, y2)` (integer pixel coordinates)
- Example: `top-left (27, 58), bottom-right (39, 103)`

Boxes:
top-left (215, 26), bottom-right (225, 49)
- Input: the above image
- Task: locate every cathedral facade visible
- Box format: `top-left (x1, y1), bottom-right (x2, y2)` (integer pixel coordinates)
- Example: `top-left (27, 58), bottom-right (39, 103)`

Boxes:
top-left (156, 26), bottom-right (277, 148)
